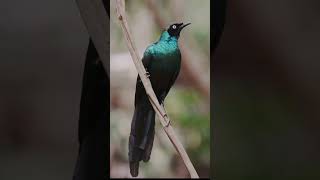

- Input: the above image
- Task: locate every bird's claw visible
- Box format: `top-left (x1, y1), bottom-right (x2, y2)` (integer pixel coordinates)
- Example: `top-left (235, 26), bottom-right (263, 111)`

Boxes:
top-left (161, 103), bottom-right (169, 127)
top-left (165, 118), bottom-right (170, 127)
top-left (145, 71), bottom-right (150, 78)
top-left (161, 101), bottom-right (165, 107)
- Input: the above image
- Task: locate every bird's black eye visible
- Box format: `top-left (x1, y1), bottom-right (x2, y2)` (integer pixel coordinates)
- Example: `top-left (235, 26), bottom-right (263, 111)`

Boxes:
top-left (172, 25), bottom-right (176, 29)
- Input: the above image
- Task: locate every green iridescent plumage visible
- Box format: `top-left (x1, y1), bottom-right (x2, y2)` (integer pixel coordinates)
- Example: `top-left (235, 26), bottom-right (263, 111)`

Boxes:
top-left (129, 23), bottom-right (190, 177)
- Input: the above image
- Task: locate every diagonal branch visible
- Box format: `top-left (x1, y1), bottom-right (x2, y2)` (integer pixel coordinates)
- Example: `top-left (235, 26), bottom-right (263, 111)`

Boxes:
top-left (115, 0), bottom-right (199, 178)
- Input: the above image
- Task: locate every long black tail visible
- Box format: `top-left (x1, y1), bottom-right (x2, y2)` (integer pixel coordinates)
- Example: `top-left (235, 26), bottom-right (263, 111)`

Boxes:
top-left (129, 104), bottom-right (155, 177)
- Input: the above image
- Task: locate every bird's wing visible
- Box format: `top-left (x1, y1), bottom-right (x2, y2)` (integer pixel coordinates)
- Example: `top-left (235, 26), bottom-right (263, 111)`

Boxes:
top-left (129, 51), bottom-right (155, 174)
top-left (134, 50), bottom-right (154, 106)
top-left (161, 53), bottom-right (181, 102)
top-left (141, 46), bottom-right (154, 71)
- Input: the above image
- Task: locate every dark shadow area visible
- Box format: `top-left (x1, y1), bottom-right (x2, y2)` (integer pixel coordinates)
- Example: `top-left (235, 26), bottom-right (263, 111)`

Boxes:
top-left (0, 0), bottom-right (109, 179)
top-left (213, 0), bottom-right (320, 179)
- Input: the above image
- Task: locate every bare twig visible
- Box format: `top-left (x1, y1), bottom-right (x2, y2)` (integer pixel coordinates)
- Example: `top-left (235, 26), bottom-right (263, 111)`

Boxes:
top-left (115, 0), bottom-right (199, 178)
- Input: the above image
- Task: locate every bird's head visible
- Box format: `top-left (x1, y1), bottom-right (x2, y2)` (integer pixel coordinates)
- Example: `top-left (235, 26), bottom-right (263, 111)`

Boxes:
top-left (167, 22), bottom-right (191, 38)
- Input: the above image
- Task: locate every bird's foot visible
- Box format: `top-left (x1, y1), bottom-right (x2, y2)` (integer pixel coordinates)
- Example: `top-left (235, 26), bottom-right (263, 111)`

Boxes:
top-left (145, 71), bottom-right (150, 78)
top-left (165, 118), bottom-right (170, 127)
top-left (160, 101), bottom-right (169, 127)
top-left (161, 101), bottom-right (165, 108)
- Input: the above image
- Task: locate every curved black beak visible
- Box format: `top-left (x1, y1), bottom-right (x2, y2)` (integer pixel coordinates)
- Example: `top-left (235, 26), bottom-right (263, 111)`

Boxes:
top-left (179, 22), bottom-right (191, 32)
top-left (177, 23), bottom-right (191, 36)
top-left (181, 22), bottom-right (191, 29)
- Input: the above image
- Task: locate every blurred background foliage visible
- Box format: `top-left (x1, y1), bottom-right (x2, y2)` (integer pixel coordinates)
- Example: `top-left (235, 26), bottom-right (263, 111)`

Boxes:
top-left (110, 0), bottom-right (210, 178)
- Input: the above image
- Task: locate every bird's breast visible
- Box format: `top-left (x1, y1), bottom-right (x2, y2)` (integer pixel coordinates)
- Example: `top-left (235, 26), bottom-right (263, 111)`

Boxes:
top-left (151, 52), bottom-right (180, 72)
top-left (147, 41), bottom-right (181, 85)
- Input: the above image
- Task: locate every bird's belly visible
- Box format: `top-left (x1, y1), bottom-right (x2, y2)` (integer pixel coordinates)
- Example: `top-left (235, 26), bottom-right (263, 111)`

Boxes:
top-left (151, 55), bottom-right (180, 73)
top-left (149, 56), bottom-right (180, 95)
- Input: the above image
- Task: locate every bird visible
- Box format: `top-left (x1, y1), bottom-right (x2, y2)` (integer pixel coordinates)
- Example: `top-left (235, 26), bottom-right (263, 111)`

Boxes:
top-left (128, 22), bottom-right (191, 177)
